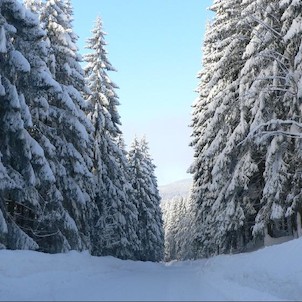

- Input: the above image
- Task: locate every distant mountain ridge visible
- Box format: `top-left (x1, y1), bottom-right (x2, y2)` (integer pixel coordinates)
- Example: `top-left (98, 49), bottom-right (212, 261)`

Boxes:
top-left (159, 178), bottom-right (192, 202)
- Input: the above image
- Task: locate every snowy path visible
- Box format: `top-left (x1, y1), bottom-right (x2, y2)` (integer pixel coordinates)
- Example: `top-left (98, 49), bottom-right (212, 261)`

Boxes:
top-left (1, 238), bottom-right (302, 301)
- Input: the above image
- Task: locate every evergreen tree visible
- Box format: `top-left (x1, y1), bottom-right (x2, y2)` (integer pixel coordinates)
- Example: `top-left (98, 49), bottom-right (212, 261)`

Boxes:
top-left (128, 137), bottom-right (164, 262)
top-left (189, 0), bottom-right (253, 257)
top-left (20, 0), bottom-right (92, 252)
top-left (38, 0), bottom-right (98, 251)
top-left (248, 0), bottom-right (302, 239)
top-left (0, 0), bottom-right (54, 251)
top-left (236, 0), bottom-right (296, 239)
top-left (161, 199), bottom-right (175, 261)
top-left (0, 0), bottom-right (93, 253)
top-left (280, 0), bottom-right (302, 231)
top-left (84, 16), bottom-right (121, 133)
top-left (189, 0), bottom-right (302, 258)
top-left (23, 0), bottom-right (42, 14)
top-left (84, 16), bottom-right (139, 259)
top-left (162, 196), bottom-right (192, 261)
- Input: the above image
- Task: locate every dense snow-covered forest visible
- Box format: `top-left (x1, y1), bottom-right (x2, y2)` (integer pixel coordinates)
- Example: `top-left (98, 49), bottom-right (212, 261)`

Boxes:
top-left (160, 0), bottom-right (302, 262)
top-left (187, 0), bottom-right (302, 259)
top-left (0, 0), bottom-right (163, 261)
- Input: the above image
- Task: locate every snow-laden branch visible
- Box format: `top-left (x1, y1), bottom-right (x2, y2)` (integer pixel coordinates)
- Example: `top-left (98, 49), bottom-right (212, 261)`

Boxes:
top-left (239, 119), bottom-right (302, 146)
top-left (249, 16), bottom-right (282, 39)
top-left (259, 87), bottom-right (296, 96)
top-left (256, 52), bottom-right (291, 75)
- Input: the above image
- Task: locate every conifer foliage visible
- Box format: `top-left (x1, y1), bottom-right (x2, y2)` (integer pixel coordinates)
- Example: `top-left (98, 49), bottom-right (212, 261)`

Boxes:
top-left (128, 137), bottom-right (164, 262)
top-left (12, 0), bottom-right (82, 253)
top-left (38, 0), bottom-right (98, 252)
top-left (161, 196), bottom-right (193, 261)
top-left (84, 16), bottom-right (139, 260)
top-left (0, 0), bottom-right (43, 251)
top-left (189, 0), bottom-right (302, 259)
top-left (0, 0), bottom-right (164, 262)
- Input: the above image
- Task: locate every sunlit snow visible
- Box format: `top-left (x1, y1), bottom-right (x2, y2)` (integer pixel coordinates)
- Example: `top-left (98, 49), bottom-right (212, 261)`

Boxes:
top-left (1, 238), bottom-right (302, 301)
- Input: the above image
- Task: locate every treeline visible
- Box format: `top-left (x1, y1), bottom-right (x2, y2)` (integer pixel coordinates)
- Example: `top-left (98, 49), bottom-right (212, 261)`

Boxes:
top-left (0, 0), bottom-right (164, 262)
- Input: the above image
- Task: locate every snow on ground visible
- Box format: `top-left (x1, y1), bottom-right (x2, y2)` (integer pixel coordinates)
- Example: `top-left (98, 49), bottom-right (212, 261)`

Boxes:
top-left (1, 238), bottom-right (302, 301)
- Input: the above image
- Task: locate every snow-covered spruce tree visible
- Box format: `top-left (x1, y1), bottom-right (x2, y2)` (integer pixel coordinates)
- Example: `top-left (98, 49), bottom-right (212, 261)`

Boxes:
top-left (189, 0), bottom-right (302, 258)
top-left (0, 0), bottom-right (57, 250)
top-left (189, 0), bottom-right (254, 258)
top-left (14, 0), bottom-right (93, 252)
top-left (161, 199), bottom-right (175, 261)
top-left (23, 0), bottom-right (42, 14)
top-left (236, 0), bottom-right (300, 241)
top-left (84, 17), bottom-right (139, 259)
top-left (84, 16), bottom-right (121, 128)
top-left (38, 0), bottom-right (99, 251)
top-left (128, 137), bottom-right (164, 262)
top-left (162, 196), bottom-right (192, 261)
top-left (278, 0), bottom-right (302, 238)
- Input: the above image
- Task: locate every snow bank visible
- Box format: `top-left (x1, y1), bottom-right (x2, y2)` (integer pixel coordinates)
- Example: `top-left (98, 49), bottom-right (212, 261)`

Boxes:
top-left (1, 238), bottom-right (302, 301)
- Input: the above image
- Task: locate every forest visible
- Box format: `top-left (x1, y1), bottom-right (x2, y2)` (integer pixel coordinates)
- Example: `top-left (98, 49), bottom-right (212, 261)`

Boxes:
top-left (1, 0), bottom-right (302, 264)
top-left (0, 0), bottom-right (163, 262)
top-left (163, 0), bottom-right (302, 261)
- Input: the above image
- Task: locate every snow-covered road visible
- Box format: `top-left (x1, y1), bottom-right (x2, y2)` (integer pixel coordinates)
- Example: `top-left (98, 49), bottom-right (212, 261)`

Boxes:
top-left (1, 238), bottom-right (302, 301)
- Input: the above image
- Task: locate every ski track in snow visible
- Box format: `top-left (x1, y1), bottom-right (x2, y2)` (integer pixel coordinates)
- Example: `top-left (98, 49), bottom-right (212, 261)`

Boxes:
top-left (1, 238), bottom-right (302, 301)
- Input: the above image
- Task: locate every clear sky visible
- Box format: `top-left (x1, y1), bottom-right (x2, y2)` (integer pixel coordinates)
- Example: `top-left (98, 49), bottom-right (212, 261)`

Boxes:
top-left (72, 0), bottom-right (213, 185)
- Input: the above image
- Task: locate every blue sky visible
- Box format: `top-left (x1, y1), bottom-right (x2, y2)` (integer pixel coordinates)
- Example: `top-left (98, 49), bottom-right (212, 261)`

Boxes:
top-left (72, 0), bottom-right (213, 185)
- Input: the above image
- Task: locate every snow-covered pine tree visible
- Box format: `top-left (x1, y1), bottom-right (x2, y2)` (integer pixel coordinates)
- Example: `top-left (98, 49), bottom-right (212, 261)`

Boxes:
top-left (84, 16), bottom-right (121, 130)
top-left (237, 0), bottom-right (296, 240)
top-left (23, 0), bottom-right (42, 14)
top-left (189, 0), bottom-right (253, 257)
top-left (15, 0), bottom-right (94, 252)
top-left (189, 0), bottom-right (302, 258)
top-left (279, 0), bottom-right (302, 238)
top-left (161, 199), bottom-right (175, 261)
top-left (162, 196), bottom-right (192, 261)
top-left (0, 0), bottom-right (54, 251)
top-left (128, 137), bottom-right (164, 262)
top-left (38, 0), bottom-right (98, 251)
top-left (84, 16), bottom-right (139, 259)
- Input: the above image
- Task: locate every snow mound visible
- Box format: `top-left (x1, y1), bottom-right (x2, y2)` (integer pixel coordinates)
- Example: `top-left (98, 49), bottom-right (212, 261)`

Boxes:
top-left (1, 237), bottom-right (302, 301)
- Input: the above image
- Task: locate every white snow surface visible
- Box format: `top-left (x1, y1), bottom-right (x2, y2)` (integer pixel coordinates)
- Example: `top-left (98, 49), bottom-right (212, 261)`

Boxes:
top-left (1, 238), bottom-right (302, 301)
